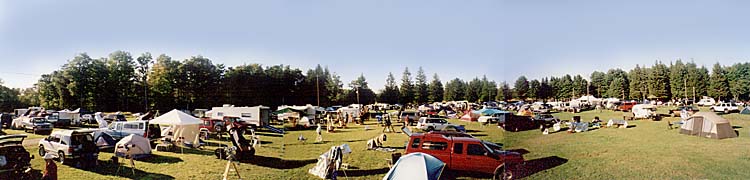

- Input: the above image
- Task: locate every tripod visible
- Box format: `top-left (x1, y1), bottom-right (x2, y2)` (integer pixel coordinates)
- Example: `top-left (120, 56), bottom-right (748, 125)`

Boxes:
top-left (222, 154), bottom-right (242, 180)
top-left (116, 156), bottom-right (136, 176)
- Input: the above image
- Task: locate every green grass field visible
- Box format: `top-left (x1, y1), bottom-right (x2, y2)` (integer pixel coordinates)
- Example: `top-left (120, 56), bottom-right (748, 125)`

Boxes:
top-left (5, 107), bottom-right (750, 179)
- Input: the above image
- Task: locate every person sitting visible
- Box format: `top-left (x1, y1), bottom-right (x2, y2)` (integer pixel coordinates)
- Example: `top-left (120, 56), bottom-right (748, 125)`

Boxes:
top-left (591, 116), bottom-right (602, 128)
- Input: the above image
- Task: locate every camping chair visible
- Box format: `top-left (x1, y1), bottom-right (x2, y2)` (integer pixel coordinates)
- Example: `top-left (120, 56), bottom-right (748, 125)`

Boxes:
top-left (667, 121), bottom-right (673, 130)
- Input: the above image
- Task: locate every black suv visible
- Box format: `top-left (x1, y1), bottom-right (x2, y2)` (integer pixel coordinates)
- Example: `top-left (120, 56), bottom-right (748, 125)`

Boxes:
top-left (0, 135), bottom-right (34, 179)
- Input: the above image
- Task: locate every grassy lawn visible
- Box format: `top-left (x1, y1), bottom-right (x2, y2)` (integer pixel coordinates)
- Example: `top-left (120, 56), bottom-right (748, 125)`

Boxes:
top-left (503, 107), bottom-right (750, 179)
top-left (12, 107), bottom-right (750, 179)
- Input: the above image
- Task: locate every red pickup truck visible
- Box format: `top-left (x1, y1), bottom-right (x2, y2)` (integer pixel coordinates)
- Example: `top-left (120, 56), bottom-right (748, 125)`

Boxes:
top-left (405, 132), bottom-right (524, 179)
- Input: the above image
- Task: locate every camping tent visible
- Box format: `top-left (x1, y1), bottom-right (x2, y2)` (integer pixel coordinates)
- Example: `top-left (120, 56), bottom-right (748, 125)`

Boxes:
top-left (382, 152), bottom-right (445, 180)
top-left (459, 110), bottom-right (479, 121)
top-left (741, 107), bottom-right (750, 114)
top-left (150, 109), bottom-right (202, 145)
top-left (115, 134), bottom-right (152, 159)
top-left (679, 112), bottom-right (737, 139)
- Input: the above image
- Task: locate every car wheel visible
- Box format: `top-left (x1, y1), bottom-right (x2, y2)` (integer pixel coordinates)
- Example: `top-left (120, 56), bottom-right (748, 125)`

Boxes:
top-left (39, 145), bottom-right (46, 156)
top-left (725, 109), bottom-right (729, 114)
top-left (58, 151), bottom-right (66, 164)
top-left (427, 127), bottom-right (434, 132)
top-left (493, 164), bottom-right (513, 180)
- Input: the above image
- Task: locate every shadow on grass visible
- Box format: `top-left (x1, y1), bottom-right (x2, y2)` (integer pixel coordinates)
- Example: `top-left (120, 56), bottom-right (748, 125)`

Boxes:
top-left (626, 125), bottom-right (637, 128)
top-left (138, 154), bottom-right (184, 164)
top-left (464, 129), bottom-right (482, 133)
top-left (341, 167), bottom-right (390, 177)
top-left (732, 126), bottom-right (742, 129)
top-left (515, 156), bottom-right (568, 179)
top-left (470, 133), bottom-right (488, 137)
top-left (240, 155), bottom-right (316, 169)
top-left (381, 146), bottom-right (405, 150)
top-left (255, 132), bottom-right (283, 137)
top-left (77, 159), bottom-right (175, 179)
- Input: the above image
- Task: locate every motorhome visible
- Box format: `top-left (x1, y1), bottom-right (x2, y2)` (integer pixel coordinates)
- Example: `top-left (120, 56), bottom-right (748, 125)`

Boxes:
top-left (206, 104), bottom-right (271, 128)
top-left (697, 97), bottom-right (717, 106)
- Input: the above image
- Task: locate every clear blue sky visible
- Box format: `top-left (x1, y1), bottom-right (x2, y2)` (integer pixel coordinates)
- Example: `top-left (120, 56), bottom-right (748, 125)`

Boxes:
top-left (1, 0), bottom-right (749, 90)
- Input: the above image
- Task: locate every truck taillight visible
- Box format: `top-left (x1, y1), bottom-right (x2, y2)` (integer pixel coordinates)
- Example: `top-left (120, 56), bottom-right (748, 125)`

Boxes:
top-left (68, 147), bottom-right (74, 153)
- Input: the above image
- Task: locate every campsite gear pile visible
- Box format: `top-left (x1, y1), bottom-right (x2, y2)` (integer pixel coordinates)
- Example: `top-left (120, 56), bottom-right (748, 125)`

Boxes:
top-left (382, 152), bottom-right (445, 180)
top-left (309, 144), bottom-right (352, 179)
top-left (679, 112), bottom-right (738, 139)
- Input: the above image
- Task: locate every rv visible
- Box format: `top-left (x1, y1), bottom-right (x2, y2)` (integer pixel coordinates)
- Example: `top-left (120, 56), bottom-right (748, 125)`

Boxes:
top-left (207, 105), bottom-right (271, 128)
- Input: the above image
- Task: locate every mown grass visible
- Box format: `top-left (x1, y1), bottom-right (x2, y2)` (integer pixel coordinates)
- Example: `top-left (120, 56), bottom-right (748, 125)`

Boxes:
top-left (11, 107), bottom-right (750, 179)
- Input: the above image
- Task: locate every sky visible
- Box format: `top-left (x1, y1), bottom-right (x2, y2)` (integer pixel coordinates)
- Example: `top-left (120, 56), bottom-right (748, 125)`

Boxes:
top-left (1, 0), bottom-right (749, 91)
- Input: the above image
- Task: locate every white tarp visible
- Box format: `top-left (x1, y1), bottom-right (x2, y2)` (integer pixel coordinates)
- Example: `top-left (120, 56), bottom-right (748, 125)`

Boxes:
top-left (115, 134), bottom-right (152, 158)
top-left (607, 119), bottom-right (628, 128)
top-left (94, 112), bottom-right (108, 128)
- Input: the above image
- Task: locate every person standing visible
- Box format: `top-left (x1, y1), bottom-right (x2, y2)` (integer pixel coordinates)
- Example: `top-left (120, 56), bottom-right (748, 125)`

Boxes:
top-left (42, 153), bottom-right (58, 180)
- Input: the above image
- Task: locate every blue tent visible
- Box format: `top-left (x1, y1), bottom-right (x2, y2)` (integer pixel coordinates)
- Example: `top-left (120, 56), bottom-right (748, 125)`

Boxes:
top-left (383, 153), bottom-right (445, 180)
top-left (475, 108), bottom-right (509, 116)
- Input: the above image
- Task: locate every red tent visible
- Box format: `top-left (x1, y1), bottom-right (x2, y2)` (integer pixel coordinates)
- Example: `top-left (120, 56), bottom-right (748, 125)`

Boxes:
top-left (460, 110), bottom-right (479, 121)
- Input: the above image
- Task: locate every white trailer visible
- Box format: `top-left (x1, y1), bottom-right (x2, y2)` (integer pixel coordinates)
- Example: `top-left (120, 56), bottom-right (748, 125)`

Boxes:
top-left (207, 105), bottom-right (271, 128)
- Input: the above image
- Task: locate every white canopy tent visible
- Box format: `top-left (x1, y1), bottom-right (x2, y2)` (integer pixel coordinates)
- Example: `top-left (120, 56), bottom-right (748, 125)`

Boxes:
top-left (150, 109), bottom-right (202, 145)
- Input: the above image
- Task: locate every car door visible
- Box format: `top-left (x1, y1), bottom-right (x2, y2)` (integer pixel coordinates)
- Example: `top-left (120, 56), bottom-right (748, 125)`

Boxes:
top-left (450, 142), bottom-right (468, 171)
top-left (41, 135), bottom-right (54, 153)
top-left (466, 143), bottom-right (498, 173)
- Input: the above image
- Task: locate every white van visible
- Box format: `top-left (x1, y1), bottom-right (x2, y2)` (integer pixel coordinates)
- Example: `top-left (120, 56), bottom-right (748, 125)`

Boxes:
top-left (697, 97), bottom-right (716, 106)
top-left (102, 120), bottom-right (161, 140)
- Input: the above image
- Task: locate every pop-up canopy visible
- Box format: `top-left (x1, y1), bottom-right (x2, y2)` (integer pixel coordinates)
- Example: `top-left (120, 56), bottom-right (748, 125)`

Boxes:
top-left (150, 109), bottom-right (201, 125)
top-left (150, 109), bottom-right (202, 145)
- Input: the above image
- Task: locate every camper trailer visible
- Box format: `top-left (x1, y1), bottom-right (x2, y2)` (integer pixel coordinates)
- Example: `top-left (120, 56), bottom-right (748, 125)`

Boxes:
top-left (207, 105), bottom-right (271, 128)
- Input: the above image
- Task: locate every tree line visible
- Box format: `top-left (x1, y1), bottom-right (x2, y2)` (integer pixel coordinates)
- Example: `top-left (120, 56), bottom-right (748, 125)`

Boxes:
top-left (1, 52), bottom-right (749, 113)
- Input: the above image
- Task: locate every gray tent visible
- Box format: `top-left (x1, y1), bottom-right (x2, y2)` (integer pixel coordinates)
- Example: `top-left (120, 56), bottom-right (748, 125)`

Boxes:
top-left (740, 107), bottom-right (750, 114)
top-left (679, 112), bottom-right (737, 139)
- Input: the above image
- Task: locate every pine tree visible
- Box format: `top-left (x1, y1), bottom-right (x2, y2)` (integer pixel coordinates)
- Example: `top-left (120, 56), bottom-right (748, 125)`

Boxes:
top-left (709, 63), bottom-right (730, 101)
top-left (399, 67), bottom-right (414, 104)
top-left (414, 67), bottom-right (429, 104)
top-left (428, 74), bottom-right (444, 102)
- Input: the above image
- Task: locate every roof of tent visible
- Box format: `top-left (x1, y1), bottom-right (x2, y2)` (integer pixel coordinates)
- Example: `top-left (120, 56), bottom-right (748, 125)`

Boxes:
top-left (693, 112), bottom-right (730, 124)
top-left (115, 134), bottom-right (152, 157)
top-left (476, 108), bottom-right (509, 116)
top-left (383, 152), bottom-right (445, 180)
top-left (149, 109), bottom-right (202, 125)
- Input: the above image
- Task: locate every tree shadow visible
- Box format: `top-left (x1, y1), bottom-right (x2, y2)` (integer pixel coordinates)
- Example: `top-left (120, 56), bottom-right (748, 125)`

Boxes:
top-left (515, 156), bottom-right (568, 179)
top-left (240, 155), bottom-right (317, 169)
top-left (77, 159), bottom-right (176, 179)
top-left (341, 167), bottom-right (390, 177)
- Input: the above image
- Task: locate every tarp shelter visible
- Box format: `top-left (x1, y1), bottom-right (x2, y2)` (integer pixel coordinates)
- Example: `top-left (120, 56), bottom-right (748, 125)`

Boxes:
top-left (115, 134), bottom-right (152, 159)
top-left (679, 112), bottom-right (737, 139)
top-left (150, 109), bottom-right (202, 145)
top-left (382, 152), bottom-right (445, 180)
top-left (94, 112), bottom-right (108, 128)
top-left (476, 108), bottom-right (505, 116)
top-left (459, 110), bottom-right (480, 121)
top-left (741, 107), bottom-right (750, 114)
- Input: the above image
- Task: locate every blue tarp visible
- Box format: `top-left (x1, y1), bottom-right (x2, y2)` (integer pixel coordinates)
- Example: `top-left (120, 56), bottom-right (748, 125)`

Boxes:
top-left (475, 108), bottom-right (509, 116)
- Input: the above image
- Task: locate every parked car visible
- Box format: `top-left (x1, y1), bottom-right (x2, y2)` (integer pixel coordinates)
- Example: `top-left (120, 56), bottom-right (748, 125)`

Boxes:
top-left (23, 117), bottom-right (53, 134)
top-left (399, 111), bottom-right (419, 126)
top-left (405, 132), bottom-right (525, 179)
top-left (200, 118), bottom-right (226, 134)
top-left (0, 135), bottom-right (34, 179)
top-left (618, 102), bottom-right (637, 112)
top-left (103, 114), bottom-right (127, 123)
top-left (710, 102), bottom-right (739, 113)
top-left (499, 115), bottom-right (539, 132)
top-left (696, 97), bottom-right (716, 106)
top-left (416, 117), bottom-right (465, 132)
top-left (478, 112), bottom-right (511, 125)
top-left (46, 112), bottom-right (71, 128)
top-left (38, 130), bottom-right (98, 167)
top-left (668, 106), bottom-right (699, 117)
top-left (0, 114), bottom-right (13, 129)
top-left (532, 113), bottom-right (560, 129)
top-left (102, 120), bottom-right (161, 140)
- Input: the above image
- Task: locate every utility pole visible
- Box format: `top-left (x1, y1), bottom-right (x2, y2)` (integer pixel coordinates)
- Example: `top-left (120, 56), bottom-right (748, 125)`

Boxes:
top-left (316, 75), bottom-right (320, 107)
